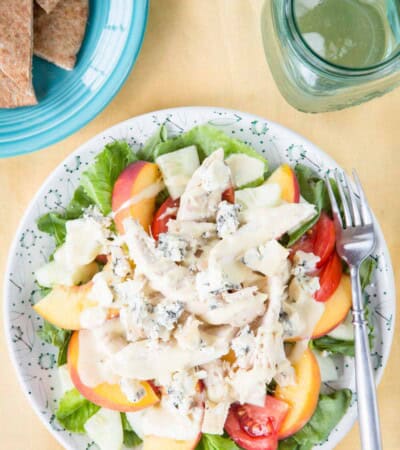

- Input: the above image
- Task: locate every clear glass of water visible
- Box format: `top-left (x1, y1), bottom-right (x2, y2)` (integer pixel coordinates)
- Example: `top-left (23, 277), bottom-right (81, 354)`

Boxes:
top-left (261, 0), bottom-right (400, 112)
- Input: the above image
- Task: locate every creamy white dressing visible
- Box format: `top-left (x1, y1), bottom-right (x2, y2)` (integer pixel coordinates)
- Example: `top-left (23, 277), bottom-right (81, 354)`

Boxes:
top-left (77, 329), bottom-right (120, 387)
top-left (112, 326), bottom-right (233, 381)
top-left (38, 150), bottom-right (330, 442)
top-left (127, 397), bottom-right (203, 441)
top-left (111, 180), bottom-right (165, 219)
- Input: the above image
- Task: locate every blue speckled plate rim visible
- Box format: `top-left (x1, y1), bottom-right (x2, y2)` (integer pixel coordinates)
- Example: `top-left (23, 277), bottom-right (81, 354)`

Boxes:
top-left (1, 0), bottom-right (149, 159)
top-left (3, 106), bottom-right (396, 449)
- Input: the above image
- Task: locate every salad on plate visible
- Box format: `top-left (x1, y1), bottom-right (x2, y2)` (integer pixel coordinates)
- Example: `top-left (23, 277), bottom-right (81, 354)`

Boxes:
top-left (33, 124), bottom-right (376, 450)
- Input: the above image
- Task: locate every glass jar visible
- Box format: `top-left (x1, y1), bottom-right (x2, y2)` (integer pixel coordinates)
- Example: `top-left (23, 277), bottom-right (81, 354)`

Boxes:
top-left (261, 0), bottom-right (400, 112)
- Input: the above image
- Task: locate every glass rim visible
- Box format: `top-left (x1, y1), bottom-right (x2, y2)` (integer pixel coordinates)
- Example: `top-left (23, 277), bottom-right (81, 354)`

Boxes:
top-left (287, 0), bottom-right (400, 75)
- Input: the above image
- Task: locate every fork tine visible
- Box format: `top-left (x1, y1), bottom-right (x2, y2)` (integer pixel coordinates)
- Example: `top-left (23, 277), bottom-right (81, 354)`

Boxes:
top-left (343, 172), bottom-right (362, 226)
top-left (325, 174), bottom-right (343, 228)
top-left (352, 169), bottom-right (373, 225)
top-left (334, 169), bottom-right (353, 228)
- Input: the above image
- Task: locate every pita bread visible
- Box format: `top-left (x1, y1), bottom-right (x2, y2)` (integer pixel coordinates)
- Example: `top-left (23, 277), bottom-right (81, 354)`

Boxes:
top-left (0, 71), bottom-right (36, 108)
top-left (36, 0), bottom-right (61, 14)
top-left (0, 0), bottom-right (37, 107)
top-left (34, 0), bottom-right (88, 70)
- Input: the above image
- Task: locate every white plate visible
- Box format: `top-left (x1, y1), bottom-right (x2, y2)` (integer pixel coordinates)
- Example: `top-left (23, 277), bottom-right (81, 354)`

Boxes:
top-left (4, 107), bottom-right (395, 450)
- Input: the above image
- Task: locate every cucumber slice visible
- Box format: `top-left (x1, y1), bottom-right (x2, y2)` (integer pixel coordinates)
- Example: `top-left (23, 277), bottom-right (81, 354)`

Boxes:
top-left (313, 350), bottom-right (339, 382)
top-left (84, 408), bottom-right (123, 450)
top-left (58, 365), bottom-right (74, 394)
top-left (236, 182), bottom-right (281, 211)
top-left (225, 153), bottom-right (265, 188)
top-left (156, 145), bottom-right (200, 199)
top-left (328, 312), bottom-right (354, 341)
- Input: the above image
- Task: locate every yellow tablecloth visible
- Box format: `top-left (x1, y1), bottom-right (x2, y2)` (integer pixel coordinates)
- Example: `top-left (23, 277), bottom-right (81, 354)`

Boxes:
top-left (0, 1), bottom-right (399, 449)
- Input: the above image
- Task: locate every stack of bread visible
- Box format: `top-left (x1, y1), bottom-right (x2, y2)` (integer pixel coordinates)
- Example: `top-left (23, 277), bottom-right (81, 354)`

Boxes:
top-left (0, 0), bottom-right (88, 108)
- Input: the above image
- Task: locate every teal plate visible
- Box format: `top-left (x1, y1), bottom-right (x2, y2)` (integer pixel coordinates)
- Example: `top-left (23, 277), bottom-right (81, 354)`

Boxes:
top-left (0, 0), bottom-right (149, 158)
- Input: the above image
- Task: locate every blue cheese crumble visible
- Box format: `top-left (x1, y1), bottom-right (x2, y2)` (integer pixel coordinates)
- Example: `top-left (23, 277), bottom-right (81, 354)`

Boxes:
top-left (120, 294), bottom-right (184, 342)
top-left (163, 371), bottom-right (199, 415)
top-left (231, 325), bottom-right (256, 369)
top-left (292, 250), bottom-right (320, 276)
top-left (157, 233), bottom-right (188, 262)
top-left (216, 201), bottom-right (240, 239)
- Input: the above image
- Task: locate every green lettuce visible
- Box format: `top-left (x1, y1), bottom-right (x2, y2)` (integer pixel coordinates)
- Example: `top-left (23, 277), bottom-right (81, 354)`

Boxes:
top-left (136, 125), bottom-right (168, 161)
top-left (360, 256), bottom-right (377, 291)
top-left (310, 336), bottom-right (356, 357)
top-left (278, 389), bottom-right (352, 449)
top-left (37, 212), bottom-right (69, 247)
top-left (56, 388), bottom-right (100, 433)
top-left (121, 413), bottom-right (142, 447)
top-left (37, 321), bottom-right (72, 366)
top-left (295, 165), bottom-right (331, 214)
top-left (142, 124), bottom-right (268, 170)
top-left (280, 214), bottom-right (320, 247)
top-left (196, 433), bottom-right (241, 450)
top-left (80, 140), bottom-right (136, 215)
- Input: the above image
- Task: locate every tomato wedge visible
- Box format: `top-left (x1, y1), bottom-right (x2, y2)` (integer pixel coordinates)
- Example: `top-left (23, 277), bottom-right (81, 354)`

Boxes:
top-left (314, 251), bottom-right (342, 302)
top-left (95, 254), bottom-right (108, 265)
top-left (222, 186), bottom-right (235, 203)
top-left (225, 396), bottom-right (289, 450)
top-left (151, 197), bottom-right (180, 240)
top-left (291, 212), bottom-right (336, 268)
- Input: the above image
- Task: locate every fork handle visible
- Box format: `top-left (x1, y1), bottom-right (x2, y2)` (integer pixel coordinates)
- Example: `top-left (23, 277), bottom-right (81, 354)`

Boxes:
top-left (350, 265), bottom-right (382, 450)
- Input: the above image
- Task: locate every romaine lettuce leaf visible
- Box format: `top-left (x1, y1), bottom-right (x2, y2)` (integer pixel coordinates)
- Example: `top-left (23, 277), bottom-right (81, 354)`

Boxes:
top-left (56, 388), bottom-right (100, 433)
top-left (360, 256), bottom-right (377, 291)
top-left (196, 433), bottom-right (241, 450)
top-left (278, 389), bottom-right (352, 449)
top-left (37, 212), bottom-right (69, 247)
top-left (80, 140), bottom-right (136, 215)
top-left (136, 125), bottom-right (168, 161)
top-left (120, 413), bottom-right (142, 447)
top-left (310, 336), bottom-right (355, 357)
top-left (295, 165), bottom-right (331, 214)
top-left (37, 320), bottom-right (72, 366)
top-left (62, 185), bottom-right (94, 219)
top-left (281, 213), bottom-right (320, 247)
top-left (146, 124), bottom-right (268, 171)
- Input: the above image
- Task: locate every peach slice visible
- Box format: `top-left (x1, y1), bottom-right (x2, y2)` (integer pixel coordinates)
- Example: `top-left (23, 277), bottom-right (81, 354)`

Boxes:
top-left (312, 275), bottom-right (352, 339)
top-left (33, 283), bottom-right (97, 330)
top-left (275, 348), bottom-right (320, 439)
top-left (266, 164), bottom-right (300, 203)
top-left (112, 161), bottom-right (162, 234)
top-left (143, 435), bottom-right (201, 450)
top-left (68, 331), bottom-right (159, 412)
top-left (33, 278), bottom-right (120, 330)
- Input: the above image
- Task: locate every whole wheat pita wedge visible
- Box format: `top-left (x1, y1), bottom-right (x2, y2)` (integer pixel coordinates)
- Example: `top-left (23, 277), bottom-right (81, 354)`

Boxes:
top-left (36, 0), bottom-right (61, 14)
top-left (34, 0), bottom-right (88, 71)
top-left (0, 0), bottom-right (37, 107)
top-left (0, 70), bottom-right (36, 108)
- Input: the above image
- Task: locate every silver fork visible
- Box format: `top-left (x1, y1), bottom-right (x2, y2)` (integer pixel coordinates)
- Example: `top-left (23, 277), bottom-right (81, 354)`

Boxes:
top-left (325, 169), bottom-right (382, 450)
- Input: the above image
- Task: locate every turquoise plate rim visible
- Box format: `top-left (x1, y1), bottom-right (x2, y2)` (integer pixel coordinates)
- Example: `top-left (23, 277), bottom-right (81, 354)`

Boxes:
top-left (1, 0), bottom-right (149, 159)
